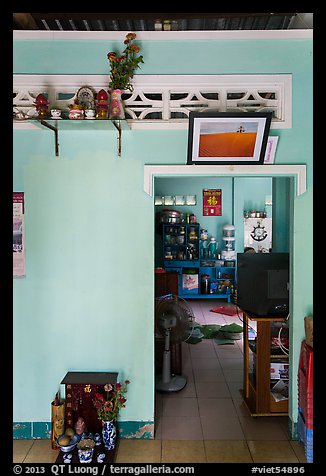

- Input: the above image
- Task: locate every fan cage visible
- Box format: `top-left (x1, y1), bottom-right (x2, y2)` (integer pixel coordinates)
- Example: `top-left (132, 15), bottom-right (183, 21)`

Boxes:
top-left (155, 294), bottom-right (195, 343)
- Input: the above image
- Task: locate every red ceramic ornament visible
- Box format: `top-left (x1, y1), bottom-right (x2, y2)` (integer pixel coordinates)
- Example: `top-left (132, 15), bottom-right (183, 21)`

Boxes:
top-left (34, 94), bottom-right (49, 118)
top-left (96, 89), bottom-right (109, 119)
top-left (96, 89), bottom-right (109, 103)
top-left (34, 93), bottom-right (49, 108)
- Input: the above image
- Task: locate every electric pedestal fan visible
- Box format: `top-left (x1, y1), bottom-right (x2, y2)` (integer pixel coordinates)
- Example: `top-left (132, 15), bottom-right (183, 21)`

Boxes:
top-left (155, 294), bottom-right (194, 392)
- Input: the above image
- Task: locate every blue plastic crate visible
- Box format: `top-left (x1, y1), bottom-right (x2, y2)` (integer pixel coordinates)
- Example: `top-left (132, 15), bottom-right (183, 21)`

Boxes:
top-left (298, 411), bottom-right (313, 463)
top-left (305, 449), bottom-right (313, 463)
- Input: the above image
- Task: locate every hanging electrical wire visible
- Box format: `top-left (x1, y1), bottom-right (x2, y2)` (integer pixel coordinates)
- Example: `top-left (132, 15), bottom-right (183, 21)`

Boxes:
top-left (235, 305), bottom-right (257, 337)
top-left (277, 315), bottom-right (290, 355)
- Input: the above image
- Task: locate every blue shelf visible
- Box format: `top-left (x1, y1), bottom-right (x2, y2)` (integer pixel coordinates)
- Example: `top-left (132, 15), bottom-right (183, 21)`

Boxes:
top-left (164, 260), bottom-right (200, 267)
top-left (181, 293), bottom-right (231, 300)
top-left (161, 223), bottom-right (236, 301)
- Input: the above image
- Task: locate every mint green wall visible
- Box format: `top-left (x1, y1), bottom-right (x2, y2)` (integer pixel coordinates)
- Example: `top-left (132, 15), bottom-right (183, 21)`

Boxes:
top-left (272, 178), bottom-right (291, 252)
top-left (13, 135), bottom-right (155, 425)
top-left (13, 35), bottom-right (313, 433)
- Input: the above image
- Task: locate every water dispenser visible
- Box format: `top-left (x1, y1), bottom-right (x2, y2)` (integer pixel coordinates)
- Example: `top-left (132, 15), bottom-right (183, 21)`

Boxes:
top-left (221, 224), bottom-right (236, 260)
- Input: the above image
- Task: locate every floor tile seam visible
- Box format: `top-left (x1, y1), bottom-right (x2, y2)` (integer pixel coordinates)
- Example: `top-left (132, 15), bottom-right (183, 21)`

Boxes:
top-left (161, 439), bottom-right (208, 463)
top-left (218, 352), bottom-right (243, 386)
top-left (193, 379), bottom-right (232, 397)
top-left (189, 348), bottom-right (223, 373)
top-left (202, 438), bottom-right (254, 463)
top-left (198, 392), bottom-right (240, 417)
top-left (22, 440), bottom-right (36, 463)
top-left (246, 439), bottom-right (300, 462)
top-left (244, 439), bottom-right (255, 463)
top-left (185, 365), bottom-right (195, 385)
top-left (237, 412), bottom-right (293, 442)
top-left (197, 400), bottom-right (207, 446)
top-left (195, 302), bottom-right (205, 324)
top-left (199, 412), bottom-right (245, 424)
top-left (190, 351), bottom-right (221, 359)
top-left (201, 438), bottom-right (209, 463)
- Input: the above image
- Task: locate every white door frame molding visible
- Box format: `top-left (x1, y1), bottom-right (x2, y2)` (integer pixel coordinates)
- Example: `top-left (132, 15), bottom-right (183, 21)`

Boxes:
top-left (144, 164), bottom-right (306, 197)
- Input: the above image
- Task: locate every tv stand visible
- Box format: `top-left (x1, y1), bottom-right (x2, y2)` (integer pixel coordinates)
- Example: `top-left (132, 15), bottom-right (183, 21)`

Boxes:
top-left (243, 311), bottom-right (289, 416)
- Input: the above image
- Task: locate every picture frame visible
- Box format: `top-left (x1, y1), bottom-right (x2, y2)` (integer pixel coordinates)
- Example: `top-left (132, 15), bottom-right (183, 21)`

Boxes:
top-left (187, 111), bottom-right (272, 165)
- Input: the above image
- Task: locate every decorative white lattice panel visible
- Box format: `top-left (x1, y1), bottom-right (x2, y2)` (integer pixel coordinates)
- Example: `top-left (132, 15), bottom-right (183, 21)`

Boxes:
top-left (13, 74), bottom-right (292, 129)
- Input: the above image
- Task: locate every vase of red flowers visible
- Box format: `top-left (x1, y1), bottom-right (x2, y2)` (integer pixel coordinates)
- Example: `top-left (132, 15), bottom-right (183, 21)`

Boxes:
top-left (93, 380), bottom-right (130, 450)
top-left (107, 32), bottom-right (144, 119)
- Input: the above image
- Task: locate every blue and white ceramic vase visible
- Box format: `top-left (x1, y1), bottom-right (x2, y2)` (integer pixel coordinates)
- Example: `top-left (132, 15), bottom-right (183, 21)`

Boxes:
top-left (102, 420), bottom-right (116, 450)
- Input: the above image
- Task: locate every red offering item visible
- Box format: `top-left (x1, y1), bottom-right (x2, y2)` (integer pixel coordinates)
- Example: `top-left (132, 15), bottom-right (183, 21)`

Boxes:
top-left (210, 306), bottom-right (239, 316)
top-left (155, 268), bottom-right (166, 274)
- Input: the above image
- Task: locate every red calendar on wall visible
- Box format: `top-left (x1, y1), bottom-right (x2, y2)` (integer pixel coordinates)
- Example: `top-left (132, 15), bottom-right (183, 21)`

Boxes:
top-left (203, 189), bottom-right (222, 216)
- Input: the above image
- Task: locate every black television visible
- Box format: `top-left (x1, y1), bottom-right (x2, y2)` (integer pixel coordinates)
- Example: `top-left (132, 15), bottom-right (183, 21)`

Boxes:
top-left (237, 252), bottom-right (289, 317)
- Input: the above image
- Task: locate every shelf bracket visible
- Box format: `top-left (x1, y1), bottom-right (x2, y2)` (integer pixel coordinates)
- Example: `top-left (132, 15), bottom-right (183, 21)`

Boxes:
top-left (111, 120), bottom-right (122, 157)
top-left (17, 118), bottom-right (125, 158)
top-left (40, 119), bottom-right (59, 157)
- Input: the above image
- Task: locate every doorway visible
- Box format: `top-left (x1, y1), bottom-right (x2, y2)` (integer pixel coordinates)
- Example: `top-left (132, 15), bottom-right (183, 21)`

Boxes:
top-left (152, 171), bottom-right (294, 441)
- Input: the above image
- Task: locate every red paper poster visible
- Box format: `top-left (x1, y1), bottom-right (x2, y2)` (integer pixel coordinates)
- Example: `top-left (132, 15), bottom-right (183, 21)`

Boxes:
top-left (203, 189), bottom-right (222, 216)
top-left (13, 192), bottom-right (25, 277)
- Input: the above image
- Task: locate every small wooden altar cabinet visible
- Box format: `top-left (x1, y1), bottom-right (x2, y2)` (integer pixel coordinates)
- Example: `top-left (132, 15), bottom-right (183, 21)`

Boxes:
top-left (60, 371), bottom-right (118, 433)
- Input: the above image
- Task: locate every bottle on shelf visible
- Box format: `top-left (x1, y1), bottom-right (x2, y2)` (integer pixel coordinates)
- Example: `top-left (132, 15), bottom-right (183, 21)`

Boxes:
top-left (188, 226), bottom-right (198, 241)
top-left (200, 229), bottom-right (208, 258)
top-left (201, 274), bottom-right (211, 294)
top-left (200, 240), bottom-right (208, 258)
top-left (208, 236), bottom-right (217, 259)
top-left (200, 229), bottom-right (208, 240)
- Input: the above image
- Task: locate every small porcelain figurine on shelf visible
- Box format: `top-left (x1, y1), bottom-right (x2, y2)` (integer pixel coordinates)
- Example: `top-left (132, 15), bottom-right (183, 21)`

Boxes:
top-left (74, 416), bottom-right (87, 435)
top-left (84, 109), bottom-right (96, 119)
top-left (50, 109), bottom-right (62, 119)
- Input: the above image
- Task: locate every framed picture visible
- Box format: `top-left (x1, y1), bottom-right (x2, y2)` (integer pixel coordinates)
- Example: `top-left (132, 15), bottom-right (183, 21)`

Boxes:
top-left (187, 111), bottom-right (272, 165)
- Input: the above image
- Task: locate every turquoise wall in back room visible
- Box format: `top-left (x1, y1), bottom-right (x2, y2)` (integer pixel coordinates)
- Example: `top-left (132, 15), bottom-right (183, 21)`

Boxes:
top-left (13, 33), bottom-right (312, 437)
top-left (154, 176), bottom-right (274, 266)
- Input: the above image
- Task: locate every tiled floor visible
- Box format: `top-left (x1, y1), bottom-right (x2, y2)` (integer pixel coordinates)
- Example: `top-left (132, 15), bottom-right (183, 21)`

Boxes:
top-left (13, 301), bottom-right (307, 464)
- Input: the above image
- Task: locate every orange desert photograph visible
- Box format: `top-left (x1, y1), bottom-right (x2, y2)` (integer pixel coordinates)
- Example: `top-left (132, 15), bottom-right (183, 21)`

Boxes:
top-left (198, 122), bottom-right (258, 158)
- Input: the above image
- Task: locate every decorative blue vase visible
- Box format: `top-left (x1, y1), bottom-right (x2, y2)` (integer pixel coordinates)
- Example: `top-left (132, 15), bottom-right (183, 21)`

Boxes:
top-left (102, 420), bottom-right (116, 450)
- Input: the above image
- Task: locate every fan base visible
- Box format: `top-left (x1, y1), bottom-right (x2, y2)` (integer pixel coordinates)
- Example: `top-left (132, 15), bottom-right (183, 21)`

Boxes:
top-left (156, 374), bottom-right (187, 392)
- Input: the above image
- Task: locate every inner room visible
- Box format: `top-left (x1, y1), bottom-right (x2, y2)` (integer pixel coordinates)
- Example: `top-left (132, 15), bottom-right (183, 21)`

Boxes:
top-left (154, 175), bottom-right (292, 441)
